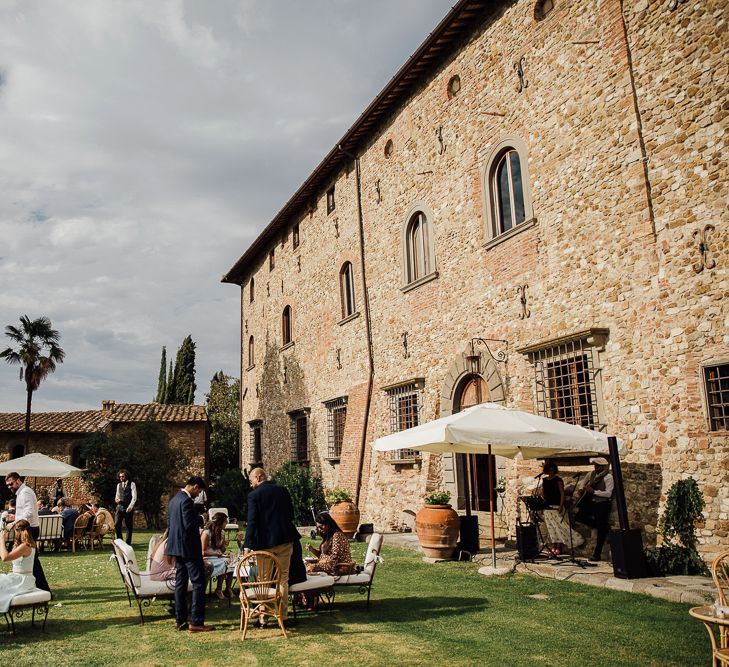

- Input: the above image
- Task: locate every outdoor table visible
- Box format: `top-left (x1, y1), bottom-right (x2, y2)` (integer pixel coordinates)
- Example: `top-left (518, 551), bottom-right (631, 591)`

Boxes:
top-left (689, 605), bottom-right (729, 666)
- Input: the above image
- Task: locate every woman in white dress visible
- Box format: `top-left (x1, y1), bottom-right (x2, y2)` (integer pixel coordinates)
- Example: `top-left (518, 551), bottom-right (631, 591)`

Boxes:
top-left (0, 519), bottom-right (37, 613)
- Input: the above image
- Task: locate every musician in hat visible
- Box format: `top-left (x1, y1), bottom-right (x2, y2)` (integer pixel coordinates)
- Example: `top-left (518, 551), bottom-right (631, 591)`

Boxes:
top-left (573, 457), bottom-right (613, 561)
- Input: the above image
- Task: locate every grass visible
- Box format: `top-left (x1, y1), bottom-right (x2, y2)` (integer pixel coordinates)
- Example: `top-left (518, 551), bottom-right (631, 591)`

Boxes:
top-left (1, 530), bottom-right (709, 666)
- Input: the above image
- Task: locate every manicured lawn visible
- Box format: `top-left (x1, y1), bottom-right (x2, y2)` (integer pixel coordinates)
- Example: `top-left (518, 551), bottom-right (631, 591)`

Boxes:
top-left (1, 530), bottom-right (708, 666)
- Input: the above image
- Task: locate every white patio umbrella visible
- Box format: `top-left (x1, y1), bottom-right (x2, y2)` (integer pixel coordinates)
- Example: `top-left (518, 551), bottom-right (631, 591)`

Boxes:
top-left (0, 452), bottom-right (84, 478)
top-left (372, 402), bottom-right (623, 568)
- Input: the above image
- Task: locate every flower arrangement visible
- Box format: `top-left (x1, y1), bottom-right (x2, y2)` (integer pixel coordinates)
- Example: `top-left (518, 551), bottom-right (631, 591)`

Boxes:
top-left (325, 487), bottom-right (354, 506)
top-left (423, 490), bottom-right (451, 505)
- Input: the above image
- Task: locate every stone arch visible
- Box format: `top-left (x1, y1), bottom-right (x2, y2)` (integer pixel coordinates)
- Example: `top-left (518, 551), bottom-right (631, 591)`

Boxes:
top-left (439, 345), bottom-right (507, 512)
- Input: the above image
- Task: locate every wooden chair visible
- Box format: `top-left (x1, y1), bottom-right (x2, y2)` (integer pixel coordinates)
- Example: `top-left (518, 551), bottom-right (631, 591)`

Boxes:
top-left (71, 513), bottom-right (95, 552)
top-left (36, 515), bottom-right (63, 552)
top-left (235, 551), bottom-right (287, 639)
top-left (333, 532), bottom-right (384, 610)
top-left (712, 550), bottom-right (729, 652)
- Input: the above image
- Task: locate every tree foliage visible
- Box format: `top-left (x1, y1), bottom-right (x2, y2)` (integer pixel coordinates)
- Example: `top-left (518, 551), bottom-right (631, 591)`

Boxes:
top-left (272, 462), bottom-right (326, 526)
top-left (157, 336), bottom-right (196, 405)
top-left (206, 371), bottom-right (240, 483)
top-left (81, 421), bottom-right (189, 529)
top-left (154, 346), bottom-right (167, 402)
top-left (0, 315), bottom-right (65, 448)
top-left (646, 477), bottom-right (708, 576)
top-left (210, 469), bottom-right (250, 520)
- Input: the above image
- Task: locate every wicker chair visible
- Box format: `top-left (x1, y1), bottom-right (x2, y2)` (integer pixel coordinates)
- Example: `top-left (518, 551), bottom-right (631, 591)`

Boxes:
top-left (712, 549), bottom-right (729, 654)
top-left (69, 513), bottom-right (95, 552)
top-left (89, 509), bottom-right (114, 549)
top-left (235, 551), bottom-right (287, 639)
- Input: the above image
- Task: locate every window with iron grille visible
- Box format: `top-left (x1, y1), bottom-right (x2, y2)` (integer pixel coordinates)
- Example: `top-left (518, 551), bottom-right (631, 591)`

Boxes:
top-left (249, 421), bottom-right (262, 465)
top-left (289, 410), bottom-right (309, 464)
top-left (324, 397), bottom-right (347, 459)
top-left (704, 363), bottom-right (729, 432)
top-left (527, 334), bottom-right (606, 431)
top-left (385, 381), bottom-right (423, 460)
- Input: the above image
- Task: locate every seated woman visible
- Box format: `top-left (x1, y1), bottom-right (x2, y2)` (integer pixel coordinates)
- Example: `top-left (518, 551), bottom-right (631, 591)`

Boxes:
top-left (305, 511), bottom-right (356, 576)
top-left (201, 512), bottom-right (233, 599)
top-left (149, 529), bottom-right (176, 582)
top-left (539, 460), bottom-right (583, 554)
top-left (0, 520), bottom-right (38, 613)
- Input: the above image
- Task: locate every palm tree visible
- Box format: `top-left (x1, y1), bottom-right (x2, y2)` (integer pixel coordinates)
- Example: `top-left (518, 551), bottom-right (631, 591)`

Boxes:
top-left (0, 315), bottom-right (65, 449)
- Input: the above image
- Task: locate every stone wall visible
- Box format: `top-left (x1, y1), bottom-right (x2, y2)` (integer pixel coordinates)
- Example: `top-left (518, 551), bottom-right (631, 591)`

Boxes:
top-left (234, 0), bottom-right (727, 556)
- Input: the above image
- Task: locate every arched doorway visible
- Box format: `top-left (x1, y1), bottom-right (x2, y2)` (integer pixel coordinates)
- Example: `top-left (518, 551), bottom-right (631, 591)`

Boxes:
top-left (454, 375), bottom-right (497, 512)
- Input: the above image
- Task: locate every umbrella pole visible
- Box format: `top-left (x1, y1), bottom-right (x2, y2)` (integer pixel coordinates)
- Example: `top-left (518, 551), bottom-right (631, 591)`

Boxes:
top-left (488, 445), bottom-right (496, 569)
top-left (464, 455), bottom-right (472, 517)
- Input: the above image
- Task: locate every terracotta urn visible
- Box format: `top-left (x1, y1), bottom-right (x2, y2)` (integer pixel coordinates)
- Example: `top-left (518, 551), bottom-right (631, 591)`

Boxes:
top-left (329, 501), bottom-right (360, 538)
top-left (415, 504), bottom-right (460, 559)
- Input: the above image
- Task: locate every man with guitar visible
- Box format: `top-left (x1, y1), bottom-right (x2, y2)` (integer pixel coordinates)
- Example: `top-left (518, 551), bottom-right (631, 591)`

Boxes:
top-left (573, 457), bottom-right (614, 561)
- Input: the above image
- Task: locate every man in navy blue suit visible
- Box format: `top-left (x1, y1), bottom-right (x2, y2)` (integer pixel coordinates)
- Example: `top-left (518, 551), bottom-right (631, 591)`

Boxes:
top-left (244, 467), bottom-right (301, 626)
top-left (165, 476), bottom-right (214, 632)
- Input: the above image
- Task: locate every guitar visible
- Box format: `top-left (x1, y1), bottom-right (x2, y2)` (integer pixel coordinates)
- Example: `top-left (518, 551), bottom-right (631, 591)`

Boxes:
top-left (572, 470), bottom-right (608, 510)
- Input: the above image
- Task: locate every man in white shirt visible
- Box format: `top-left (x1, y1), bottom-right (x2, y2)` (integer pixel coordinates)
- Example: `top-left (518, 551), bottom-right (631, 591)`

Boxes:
top-left (114, 469), bottom-right (137, 544)
top-left (574, 458), bottom-right (614, 561)
top-left (5, 472), bottom-right (51, 593)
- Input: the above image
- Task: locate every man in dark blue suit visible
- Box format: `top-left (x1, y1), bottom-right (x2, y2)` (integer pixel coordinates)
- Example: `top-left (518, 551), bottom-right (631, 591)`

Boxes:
top-left (244, 468), bottom-right (301, 626)
top-left (165, 476), bottom-right (214, 632)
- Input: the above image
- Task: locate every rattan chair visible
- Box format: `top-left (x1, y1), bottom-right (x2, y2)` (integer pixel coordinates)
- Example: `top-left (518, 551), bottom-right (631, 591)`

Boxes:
top-left (70, 513), bottom-right (95, 552)
top-left (712, 549), bottom-right (729, 654)
top-left (89, 509), bottom-right (114, 549)
top-left (235, 551), bottom-right (287, 639)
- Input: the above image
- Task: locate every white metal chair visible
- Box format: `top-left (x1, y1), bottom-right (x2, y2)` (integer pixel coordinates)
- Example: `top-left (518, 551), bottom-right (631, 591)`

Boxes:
top-left (289, 573), bottom-right (336, 618)
top-left (112, 538), bottom-right (188, 624)
top-left (333, 533), bottom-right (383, 610)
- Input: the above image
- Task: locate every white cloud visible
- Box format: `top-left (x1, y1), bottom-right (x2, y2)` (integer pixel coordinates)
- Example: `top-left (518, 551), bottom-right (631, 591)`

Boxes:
top-left (0, 0), bottom-right (452, 411)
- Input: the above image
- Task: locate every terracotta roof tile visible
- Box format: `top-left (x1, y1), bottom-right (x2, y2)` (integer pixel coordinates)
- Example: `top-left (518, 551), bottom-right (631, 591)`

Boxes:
top-left (0, 402), bottom-right (208, 433)
top-left (0, 411), bottom-right (103, 433)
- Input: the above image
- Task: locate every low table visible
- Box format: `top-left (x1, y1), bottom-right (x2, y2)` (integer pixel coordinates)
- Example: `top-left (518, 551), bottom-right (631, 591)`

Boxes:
top-left (689, 606), bottom-right (729, 666)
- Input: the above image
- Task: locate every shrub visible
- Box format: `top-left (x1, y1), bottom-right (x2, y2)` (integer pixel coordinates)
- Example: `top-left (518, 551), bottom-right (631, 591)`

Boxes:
top-left (646, 477), bottom-right (709, 576)
top-left (210, 468), bottom-right (250, 520)
top-left (424, 490), bottom-right (451, 505)
top-left (272, 462), bottom-right (325, 525)
top-left (325, 487), bottom-right (354, 506)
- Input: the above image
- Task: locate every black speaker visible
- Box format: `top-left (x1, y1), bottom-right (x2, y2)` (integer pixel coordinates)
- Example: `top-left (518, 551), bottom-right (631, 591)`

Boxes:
top-left (516, 523), bottom-right (539, 561)
top-left (609, 528), bottom-right (647, 579)
top-left (458, 515), bottom-right (480, 554)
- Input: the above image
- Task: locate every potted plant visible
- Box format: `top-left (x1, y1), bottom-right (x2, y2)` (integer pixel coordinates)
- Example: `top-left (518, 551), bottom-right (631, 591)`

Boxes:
top-left (415, 490), bottom-right (460, 559)
top-left (326, 487), bottom-right (360, 538)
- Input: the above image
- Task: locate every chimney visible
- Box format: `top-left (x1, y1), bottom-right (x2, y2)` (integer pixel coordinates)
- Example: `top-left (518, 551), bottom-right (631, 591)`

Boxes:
top-left (101, 400), bottom-right (116, 415)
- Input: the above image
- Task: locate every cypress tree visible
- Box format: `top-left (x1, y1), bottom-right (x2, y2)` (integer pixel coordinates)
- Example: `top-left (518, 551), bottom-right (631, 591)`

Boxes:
top-left (164, 360), bottom-right (175, 404)
top-left (154, 346), bottom-right (167, 402)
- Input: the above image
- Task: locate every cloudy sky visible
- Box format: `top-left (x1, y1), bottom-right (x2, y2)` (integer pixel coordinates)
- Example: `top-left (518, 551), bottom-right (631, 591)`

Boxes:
top-left (0, 0), bottom-right (453, 412)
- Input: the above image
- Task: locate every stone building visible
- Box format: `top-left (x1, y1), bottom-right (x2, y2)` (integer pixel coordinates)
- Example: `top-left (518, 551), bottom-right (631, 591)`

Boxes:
top-left (0, 400), bottom-right (209, 503)
top-left (223, 0), bottom-right (728, 557)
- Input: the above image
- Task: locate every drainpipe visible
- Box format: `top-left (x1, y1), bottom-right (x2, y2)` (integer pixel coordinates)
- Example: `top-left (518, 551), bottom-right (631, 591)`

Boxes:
top-left (337, 144), bottom-right (375, 508)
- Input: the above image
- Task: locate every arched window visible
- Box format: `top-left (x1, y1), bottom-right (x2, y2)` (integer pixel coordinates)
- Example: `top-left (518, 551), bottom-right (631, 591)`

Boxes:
top-left (11, 444), bottom-right (24, 460)
top-left (71, 445), bottom-right (87, 470)
top-left (483, 138), bottom-right (534, 242)
top-left (248, 335), bottom-right (255, 367)
top-left (249, 277), bottom-right (254, 303)
top-left (282, 305), bottom-right (292, 346)
top-left (404, 210), bottom-right (436, 285)
top-left (340, 262), bottom-right (356, 319)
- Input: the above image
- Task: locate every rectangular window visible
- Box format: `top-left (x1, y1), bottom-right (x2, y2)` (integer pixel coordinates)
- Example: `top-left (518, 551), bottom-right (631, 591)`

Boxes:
top-left (289, 410), bottom-right (309, 464)
top-left (292, 223), bottom-right (300, 249)
top-left (705, 363), bottom-right (729, 431)
top-left (386, 381), bottom-right (423, 460)
top-left (324, 397), bottom-right (347, 459)
top-left (526, 334), bottom-right (606, 431)
top-left (269, 249), bottom-right (275, 271)
top-left (326, 186), bottom-right (335, 214)
top-left (249, 421), bottom-right (262, 465)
